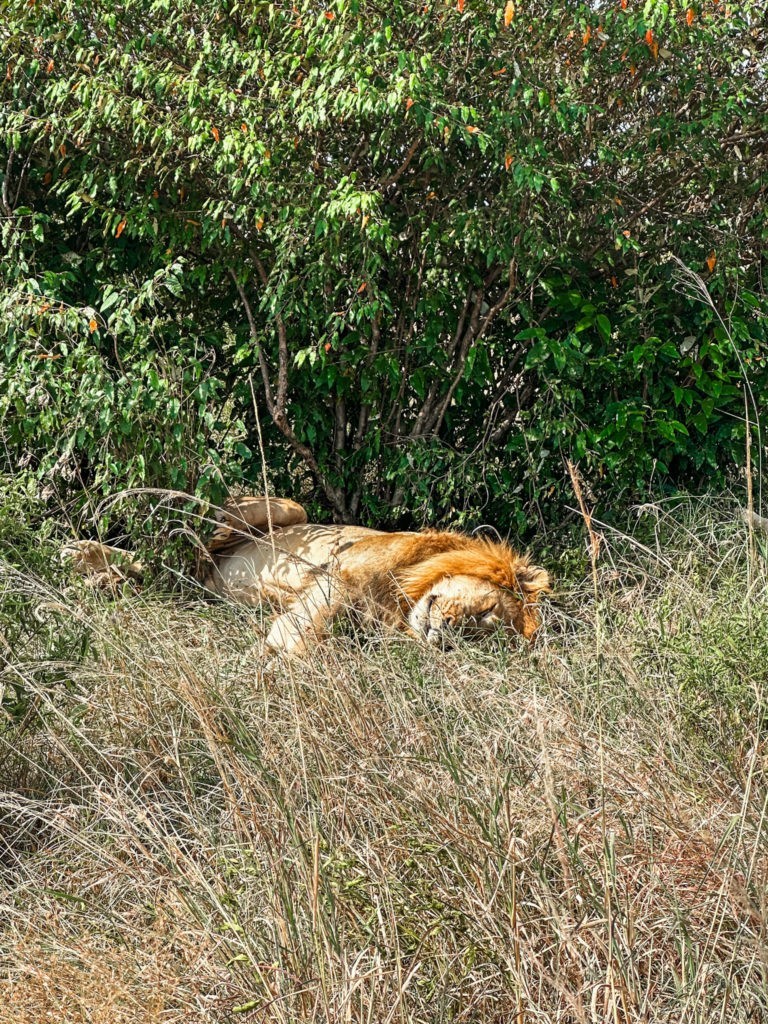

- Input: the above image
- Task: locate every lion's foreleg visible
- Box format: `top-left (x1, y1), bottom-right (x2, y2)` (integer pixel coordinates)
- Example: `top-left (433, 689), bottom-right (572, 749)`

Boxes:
top-left (265, 574), bottom-right (348, 656)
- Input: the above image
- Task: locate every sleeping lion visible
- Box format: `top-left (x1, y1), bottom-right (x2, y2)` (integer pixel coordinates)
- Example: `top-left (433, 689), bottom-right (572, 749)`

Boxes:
top-left (64, 496), bottom-right (550, 657)
top-left (204, 496), bottom-right (550, 656)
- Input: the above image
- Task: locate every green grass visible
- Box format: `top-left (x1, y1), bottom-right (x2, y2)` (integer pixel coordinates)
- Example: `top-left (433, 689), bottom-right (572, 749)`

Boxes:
top-left (1, 497), bottom-right (768, 1023)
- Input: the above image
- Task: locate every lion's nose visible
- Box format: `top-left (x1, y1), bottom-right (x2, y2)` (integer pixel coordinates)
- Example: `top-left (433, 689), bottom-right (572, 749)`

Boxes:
top-left (442, 613), bottom-right (456, 628)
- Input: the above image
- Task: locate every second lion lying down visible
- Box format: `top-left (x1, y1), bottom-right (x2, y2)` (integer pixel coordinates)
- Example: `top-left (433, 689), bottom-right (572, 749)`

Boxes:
top-left (202, 496), bottom-right (550, 656)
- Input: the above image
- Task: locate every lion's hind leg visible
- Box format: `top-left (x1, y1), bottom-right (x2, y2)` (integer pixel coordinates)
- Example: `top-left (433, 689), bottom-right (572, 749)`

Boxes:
top-left (208, 496), bottom-right (308, 555)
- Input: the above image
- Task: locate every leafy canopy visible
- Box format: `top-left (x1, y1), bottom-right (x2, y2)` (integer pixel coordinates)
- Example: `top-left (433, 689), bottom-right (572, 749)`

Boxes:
top-left (1, 0), bottom-right (766, 529)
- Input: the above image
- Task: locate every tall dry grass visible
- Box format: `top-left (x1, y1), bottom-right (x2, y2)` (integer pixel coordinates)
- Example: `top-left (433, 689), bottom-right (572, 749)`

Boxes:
top-left (1, 498), bottom-right (768, 1023)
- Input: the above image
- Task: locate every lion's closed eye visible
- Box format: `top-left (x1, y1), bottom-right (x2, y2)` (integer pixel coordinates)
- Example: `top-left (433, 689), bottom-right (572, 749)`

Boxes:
top-left (456, 605), bottom-right (499, 631)
top-left (466, 604), bottom-right (496, 623)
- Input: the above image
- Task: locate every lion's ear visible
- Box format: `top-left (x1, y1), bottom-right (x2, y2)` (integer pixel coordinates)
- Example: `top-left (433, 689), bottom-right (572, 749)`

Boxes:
top-left (515, 563), bottom-right (551, 598)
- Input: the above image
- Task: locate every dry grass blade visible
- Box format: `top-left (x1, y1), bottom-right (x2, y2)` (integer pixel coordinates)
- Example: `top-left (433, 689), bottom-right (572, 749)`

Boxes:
top-left (2, 499), bottom-right (768, 1022)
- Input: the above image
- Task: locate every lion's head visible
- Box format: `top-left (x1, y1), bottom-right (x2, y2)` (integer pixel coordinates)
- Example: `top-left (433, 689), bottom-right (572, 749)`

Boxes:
top-left (396, 542), bottom-right (551, 644)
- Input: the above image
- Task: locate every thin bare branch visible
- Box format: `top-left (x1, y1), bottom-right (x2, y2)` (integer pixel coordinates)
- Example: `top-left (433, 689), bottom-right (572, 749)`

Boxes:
top-left (408, 285), bottom-right (485, 440)
top-left (353, 315), bottom-right (381, 451)
top-left (231, 267), bottom-right (348, 518)
top-left (380, 137), bottom-right (421, 190)
top-left (251, 253), bottom-right (290, 415)
top-left (334, 397), bottom-right (346, 454)
top-left (229, 270), bottom-right (276, 413)
top-left (1, 148), bottom-right (14, 217)
top-left (428, 264), bottom-right (516, 439)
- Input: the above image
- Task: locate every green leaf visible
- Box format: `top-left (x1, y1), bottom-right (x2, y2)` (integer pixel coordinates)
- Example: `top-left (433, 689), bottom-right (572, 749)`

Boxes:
top-left (596, 314), bottom-right (611, 342)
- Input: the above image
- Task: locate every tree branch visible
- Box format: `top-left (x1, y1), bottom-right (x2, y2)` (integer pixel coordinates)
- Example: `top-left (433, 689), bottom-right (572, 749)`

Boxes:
top-left (230, 266), bottom-right (348, 519)
top-left (1, 148), bottom-right (14, 217)
top-left (407, 284), bottom-right (478, 440)
top-left (334, 396), bottom-right (346, 454)
top-left (251, 252), bottom-right (289, 414)
top-left (229, 269), bottom-right (276, 413)
top-left (429, 262), bottom-right (516, 438)
top-left (353, 314), bottom-right (380, 450)
top-left (380, 137), bottom-right (421, 190)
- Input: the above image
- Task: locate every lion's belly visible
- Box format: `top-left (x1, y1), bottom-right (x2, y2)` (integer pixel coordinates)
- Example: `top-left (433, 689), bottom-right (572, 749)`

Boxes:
top-left (208, 523), bottom-right (383, 604)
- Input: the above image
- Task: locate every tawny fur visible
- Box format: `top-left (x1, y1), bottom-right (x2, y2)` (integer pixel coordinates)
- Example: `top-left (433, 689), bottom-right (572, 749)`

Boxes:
top-left (206, 499), bottom-right (550, 656)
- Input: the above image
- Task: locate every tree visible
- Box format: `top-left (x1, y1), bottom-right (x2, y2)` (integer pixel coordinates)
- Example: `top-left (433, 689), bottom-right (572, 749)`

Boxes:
top-left (2, 0), bottom-right (767, 529)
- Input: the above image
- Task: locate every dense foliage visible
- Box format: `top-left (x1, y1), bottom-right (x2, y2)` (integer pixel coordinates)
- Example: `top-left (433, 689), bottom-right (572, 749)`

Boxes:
top-left (1, 0), bottom-right (767, 530)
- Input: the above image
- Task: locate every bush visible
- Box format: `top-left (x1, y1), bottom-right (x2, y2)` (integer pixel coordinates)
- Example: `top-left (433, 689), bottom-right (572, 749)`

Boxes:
top-left (1, 1), bottom-right (766, 528)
